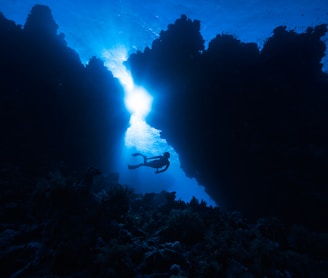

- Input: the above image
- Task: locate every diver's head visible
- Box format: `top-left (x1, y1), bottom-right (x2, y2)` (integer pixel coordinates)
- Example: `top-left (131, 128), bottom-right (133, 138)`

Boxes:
top-left (164, 152), bottom-right (170, 158)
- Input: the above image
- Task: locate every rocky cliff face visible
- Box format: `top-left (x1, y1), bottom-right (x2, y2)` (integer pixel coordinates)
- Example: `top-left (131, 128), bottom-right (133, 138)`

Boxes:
top-left (127, 16), bottom-right (328, 231)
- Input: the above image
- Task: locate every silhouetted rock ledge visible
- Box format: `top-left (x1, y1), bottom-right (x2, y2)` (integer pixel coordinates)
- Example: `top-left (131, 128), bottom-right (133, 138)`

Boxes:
top-left (127, 15), bottom-right (328, 232)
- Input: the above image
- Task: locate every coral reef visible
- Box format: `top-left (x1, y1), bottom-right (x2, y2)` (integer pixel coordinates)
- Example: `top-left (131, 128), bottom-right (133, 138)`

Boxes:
top-left (0, 167), bottom-right (327, 277)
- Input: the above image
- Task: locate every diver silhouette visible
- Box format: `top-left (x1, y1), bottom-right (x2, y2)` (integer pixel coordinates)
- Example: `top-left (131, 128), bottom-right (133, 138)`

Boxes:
top-left (128, 152), bottom-right (170, 174)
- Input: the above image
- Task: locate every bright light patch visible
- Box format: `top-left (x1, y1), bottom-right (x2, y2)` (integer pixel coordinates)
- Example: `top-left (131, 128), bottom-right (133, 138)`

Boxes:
top-left (125, 86), bottom-right (152, 117)
top-left (103, 47), bottom-right (152, 119)
top-left (125, 114), bottom-right (168, 152)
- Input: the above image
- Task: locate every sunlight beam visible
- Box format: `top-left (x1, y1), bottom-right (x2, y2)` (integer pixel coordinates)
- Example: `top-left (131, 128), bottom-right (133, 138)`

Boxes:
top-left (102, 47), bottom-right (152, 120)
top-left (103, 46), bottom-right (155, 151)
top-left (102, 46), bottom-right (216, 206)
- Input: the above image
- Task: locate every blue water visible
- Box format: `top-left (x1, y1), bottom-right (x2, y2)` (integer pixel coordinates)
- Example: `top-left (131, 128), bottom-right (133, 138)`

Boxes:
top-left (103, 46), bottom-right (215, 205)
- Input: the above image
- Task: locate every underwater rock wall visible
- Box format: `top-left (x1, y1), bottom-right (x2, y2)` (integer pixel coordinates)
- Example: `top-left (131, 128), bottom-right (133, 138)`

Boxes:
top-left (0, 5), bottom-right (129, 174)
top-left (127, 15), bottom-right (328, 231)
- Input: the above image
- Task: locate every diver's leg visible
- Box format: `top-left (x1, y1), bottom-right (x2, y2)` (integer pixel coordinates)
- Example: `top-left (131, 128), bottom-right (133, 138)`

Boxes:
top-left (132, 153), bottom-right (146, 160)
top-left (144, 160), bottom-right (160, 169)
top-left (128, 163), bottom-right (144, 170)
top-left (132, 153), bottom-right (147, 165)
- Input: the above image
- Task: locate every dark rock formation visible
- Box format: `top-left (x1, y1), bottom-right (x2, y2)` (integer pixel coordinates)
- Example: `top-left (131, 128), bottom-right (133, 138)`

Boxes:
top-left (0, 5), bottom-right (129, 174)
top-left (127, 15), bottom-right (328, 231)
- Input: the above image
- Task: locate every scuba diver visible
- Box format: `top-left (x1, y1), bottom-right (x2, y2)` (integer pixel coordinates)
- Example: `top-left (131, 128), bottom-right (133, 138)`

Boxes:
top-left (128, 152), bottom-right (170, 174)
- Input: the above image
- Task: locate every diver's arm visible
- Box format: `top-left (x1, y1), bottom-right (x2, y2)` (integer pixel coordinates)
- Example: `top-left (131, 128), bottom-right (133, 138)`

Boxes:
top-left (155, 161), bottom-right (170, 173)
